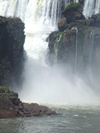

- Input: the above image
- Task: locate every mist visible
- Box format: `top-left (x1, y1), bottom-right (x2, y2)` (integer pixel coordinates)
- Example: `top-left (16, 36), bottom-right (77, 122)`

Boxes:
top-left (19, 35), bottom-right (100, 105)
top-left (17, 0), bottom-right (100, 105)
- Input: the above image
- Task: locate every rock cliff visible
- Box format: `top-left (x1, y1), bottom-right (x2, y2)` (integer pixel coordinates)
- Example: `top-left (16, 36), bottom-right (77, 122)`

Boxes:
top-left (0, 16), bottom-right (25, 87)
top-left (48, 2), bottom-right (100, 74)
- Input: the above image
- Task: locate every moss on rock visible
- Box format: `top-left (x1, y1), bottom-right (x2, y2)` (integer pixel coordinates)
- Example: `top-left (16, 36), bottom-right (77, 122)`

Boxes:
top-left (62, 2), bottom-right (81, 13)
top-left (62, 2), bottom-right (85, 24)
top-left (0, 86), bottom-right (13, 98)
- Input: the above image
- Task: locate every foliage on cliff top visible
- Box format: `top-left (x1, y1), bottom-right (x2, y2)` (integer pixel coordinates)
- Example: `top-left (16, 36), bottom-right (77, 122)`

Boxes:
top-left (0, 86), bottom-right (13, 98)
top-left (62, 2), bottom-right (81, 13)
top-left (0, 86), bottom-right (8, 90)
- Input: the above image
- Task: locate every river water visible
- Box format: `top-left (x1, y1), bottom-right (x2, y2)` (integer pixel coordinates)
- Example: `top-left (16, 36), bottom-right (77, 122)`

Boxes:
top-left (0, 105), bottom-right (100, 133)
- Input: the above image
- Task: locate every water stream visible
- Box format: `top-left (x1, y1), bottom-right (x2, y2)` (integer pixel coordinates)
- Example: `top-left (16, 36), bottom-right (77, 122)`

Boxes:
top-left (75, 28), bottom-right (78, 74)
top-left (89, 31), bottom-right (94, 66)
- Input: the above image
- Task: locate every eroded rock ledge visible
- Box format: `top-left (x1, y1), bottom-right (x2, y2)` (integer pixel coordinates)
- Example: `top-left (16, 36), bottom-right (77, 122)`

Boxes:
top-left (0, 86), bottom-right (56, 119)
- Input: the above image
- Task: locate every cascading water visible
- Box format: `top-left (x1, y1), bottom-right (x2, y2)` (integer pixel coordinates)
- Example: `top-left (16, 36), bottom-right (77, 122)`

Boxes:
top-left (74, 0), bottom-right (79, 2)
top-left (54, 35), bottom-right (62, 63)
top-left (83, 0), bottom-right (100, 18)
top-left (89, 31), bottom-right (94, 66)
top-left (75, 28), bottom-right (78, 74)
top-left (0, 0), bottom-right (100, 105)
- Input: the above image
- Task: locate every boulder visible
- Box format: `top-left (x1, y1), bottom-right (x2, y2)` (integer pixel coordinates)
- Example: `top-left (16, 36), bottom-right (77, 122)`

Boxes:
top-left (86, 14), bottom-right (100, 27)
top-left (62, 2), bottom-right (85, 24)
top-left (58, 18), bottom-right (67, 31)
top-left (0, 86), bottom-right (56, 119)
top-left (23, 103), bottom-right (56, 116)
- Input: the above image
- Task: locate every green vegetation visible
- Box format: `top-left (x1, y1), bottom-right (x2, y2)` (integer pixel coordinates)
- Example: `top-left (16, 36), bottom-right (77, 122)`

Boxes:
top-left (0, 93), bottom-right (12, 98)
top-left (62, 2), bottom-right (81, 13)
top-left (0, 64), bottom-right (10, 77)
top-left (0, 16), bottom-right (6, 24)
top-left (0, 86), bottom-right (13, 98)
top-left (55, 35), bottom-right (62, 50)
top-left (0, 86), bottom-right (8, 90)
top-left (53, 31), bottom-right (63, 38)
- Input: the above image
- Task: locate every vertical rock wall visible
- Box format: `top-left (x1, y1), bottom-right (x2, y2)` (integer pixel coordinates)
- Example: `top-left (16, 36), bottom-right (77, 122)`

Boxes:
top-left (0, 16), bottom-right (25, 87)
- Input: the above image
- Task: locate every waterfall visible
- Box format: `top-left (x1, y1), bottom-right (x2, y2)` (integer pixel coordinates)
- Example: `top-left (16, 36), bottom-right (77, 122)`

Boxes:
top-left (0, 0), bottom-right (100, 104)
top-left (87, 31), bottom-right (94, 89)
top-left (54, 35), bottom-right (62, 63)
top-left (83, 0), bottom-right (100, 18)
top-left (0, 0), bottom-right (8, 16)
top-left (75, 28), bottom-right (78, 74)
top-left (89, 31), bottom-right (94, 66)
top-left (74, 0), bottom-right (79, 2)
top-left (0, 0), bottom-right (69, 28)
top-left (0, 0), bottom-right (69, 63)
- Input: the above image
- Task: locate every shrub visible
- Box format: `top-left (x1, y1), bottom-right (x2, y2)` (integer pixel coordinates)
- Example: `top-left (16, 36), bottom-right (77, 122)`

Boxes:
top-left (62, 2), bottom-right (81, 13)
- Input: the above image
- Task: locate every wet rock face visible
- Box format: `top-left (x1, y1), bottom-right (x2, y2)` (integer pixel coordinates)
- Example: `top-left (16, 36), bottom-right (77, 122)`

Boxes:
top-left (0, 16), bottom-right (25, 87)
top-left (57, 30), bottom-right (76, 65)
top-left (58, 18), bottom-right (67, 32)
top-left (79, 0), bottom-right (84, 7)
top-left (48, 2), bottom-right (100, 72)
top-left (0, 86), bottom-right (56, 119)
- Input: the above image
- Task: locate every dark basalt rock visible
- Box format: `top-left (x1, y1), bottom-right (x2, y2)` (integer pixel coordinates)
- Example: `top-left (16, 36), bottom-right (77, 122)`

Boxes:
top-left (0, 16), bottom-right (25, 87)
top-left (58, 18), bottom-right (67, 32)
top-left (23, 103), bottom-right (56, 117)
top-left (0, 86), bottom-right (56, 119)
top-left (62, 2), bottom-right (85, 24)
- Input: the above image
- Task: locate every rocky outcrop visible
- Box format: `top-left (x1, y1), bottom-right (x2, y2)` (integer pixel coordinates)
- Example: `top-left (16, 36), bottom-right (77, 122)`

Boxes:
top-left (23, 103), bottom-right (56, 116)
top-left (62, 2), bottom-right (85, 24)
top-left (0, 16), bottom-right (25, 87)
top-left (58, 18), bottom-right (67, 31)
top-left (49, 2), bottom-right (100, 73)
top-left (0, 86), bottom-right (56, 119)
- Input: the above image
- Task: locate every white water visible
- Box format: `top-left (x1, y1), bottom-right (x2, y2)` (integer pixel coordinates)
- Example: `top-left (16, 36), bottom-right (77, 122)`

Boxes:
top-left (89, 31), bottom-right (94, 65)
top-left (75, 28), bottom-right (78, 74)
top-left (0, 0), bottom-right (100, 105)
top-left (83, 0), bottom-right (100, 18)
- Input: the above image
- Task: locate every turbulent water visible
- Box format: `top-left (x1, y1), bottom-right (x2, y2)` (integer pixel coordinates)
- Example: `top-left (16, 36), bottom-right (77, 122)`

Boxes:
top-left (0, 105), bottom-right (100, 133)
